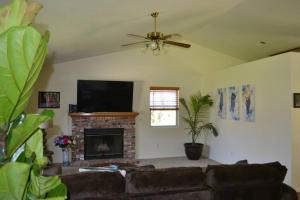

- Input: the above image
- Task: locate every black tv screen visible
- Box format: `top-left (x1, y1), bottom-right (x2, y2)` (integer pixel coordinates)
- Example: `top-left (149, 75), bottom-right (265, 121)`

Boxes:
top-left (77, 80), bottom-right (133, 112)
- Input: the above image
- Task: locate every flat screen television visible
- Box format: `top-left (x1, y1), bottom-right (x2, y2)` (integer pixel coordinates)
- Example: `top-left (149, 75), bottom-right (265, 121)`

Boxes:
top-left (77, 80), bottom-right (133, 112)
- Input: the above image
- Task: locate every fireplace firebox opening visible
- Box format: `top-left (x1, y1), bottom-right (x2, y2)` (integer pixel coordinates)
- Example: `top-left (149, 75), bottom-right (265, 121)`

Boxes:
top-left (84, 128), bottom-right (124, 160)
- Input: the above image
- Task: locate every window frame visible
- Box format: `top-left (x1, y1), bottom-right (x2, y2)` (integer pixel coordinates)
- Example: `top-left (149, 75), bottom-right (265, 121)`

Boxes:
top-left (149, 86), bottom-right (179, 127)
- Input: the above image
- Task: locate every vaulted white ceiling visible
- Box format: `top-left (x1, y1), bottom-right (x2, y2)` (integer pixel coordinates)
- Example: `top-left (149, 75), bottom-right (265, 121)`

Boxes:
top-left (25, 0), bottom-right (300, 62)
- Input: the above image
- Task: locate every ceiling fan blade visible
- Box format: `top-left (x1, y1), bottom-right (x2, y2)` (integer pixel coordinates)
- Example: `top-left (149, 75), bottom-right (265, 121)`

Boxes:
top-left (163, 40), bottom-right (191, 48)
top-left (121, 41), bottom-right (149, 47)
top-left (163, 33), bottom-right (182, 40)
top-left (127, 33), bottom-right (149, 39)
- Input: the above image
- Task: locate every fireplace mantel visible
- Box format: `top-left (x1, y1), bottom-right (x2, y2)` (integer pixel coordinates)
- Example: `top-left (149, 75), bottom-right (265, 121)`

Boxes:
top-left (69, 112), bottom-right (139, 118)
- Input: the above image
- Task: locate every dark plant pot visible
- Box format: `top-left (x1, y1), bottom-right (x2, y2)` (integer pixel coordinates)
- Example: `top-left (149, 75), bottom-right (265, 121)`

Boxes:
top-left (184, 143), bottom-right (203, 160)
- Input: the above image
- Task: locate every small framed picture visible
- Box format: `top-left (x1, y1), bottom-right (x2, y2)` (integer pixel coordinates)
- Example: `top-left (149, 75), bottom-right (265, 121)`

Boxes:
top-left (293, 93), bottom-right (300, 108)
top-left (38, 91), bottom-right (60, 108)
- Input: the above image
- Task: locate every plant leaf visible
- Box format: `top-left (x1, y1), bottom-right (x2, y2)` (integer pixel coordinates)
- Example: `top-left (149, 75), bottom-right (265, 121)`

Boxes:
top-left (44, 183), bottom-right (67, 200)
top-left (200, 123), bottom-right (219, 137)
top-left (0, 162), bottom-right (31, 199)
top-left (6, 110), bottom-right (54, 159)
top-left (25, 129), bottom-right (48, 167)
top-left (22, 1), bottom-right (42, 25)
top-left (28, 170), bottom-right (62, 199)
top-left (0, 26), bottom-right (48, 127)
top-left (0, 0), bottom-right (42, 35)
top-left (179, 98), bottom-right (190, 115)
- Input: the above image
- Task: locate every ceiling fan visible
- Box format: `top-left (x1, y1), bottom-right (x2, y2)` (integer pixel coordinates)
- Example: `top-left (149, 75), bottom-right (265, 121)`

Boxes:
top-left (122, 12), bottom-right (191, 50)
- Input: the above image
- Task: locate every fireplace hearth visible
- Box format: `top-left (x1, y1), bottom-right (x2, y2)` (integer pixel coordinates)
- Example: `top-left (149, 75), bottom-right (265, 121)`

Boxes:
top-left (69, 112), bottom-right (138, 162)
top-left (84, 128), bottom-right (124, 159)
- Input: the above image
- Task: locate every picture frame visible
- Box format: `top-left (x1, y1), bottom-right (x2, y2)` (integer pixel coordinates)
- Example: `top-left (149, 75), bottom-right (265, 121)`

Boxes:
top-left (38, 91), bottom-right (60, 108)
top-left (293, 93), bottom-right (300, 108)
top-left (228, 86), bottom-right (239, 121)
top-left (217, 88), bottom-right (226, 119)
top-left (242, 84), bottom-right (255, 122)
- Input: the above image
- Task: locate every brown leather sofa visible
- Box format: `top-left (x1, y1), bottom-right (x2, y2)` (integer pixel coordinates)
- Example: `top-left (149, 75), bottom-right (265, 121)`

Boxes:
top-left (62, 162), bottom-right (298, 200)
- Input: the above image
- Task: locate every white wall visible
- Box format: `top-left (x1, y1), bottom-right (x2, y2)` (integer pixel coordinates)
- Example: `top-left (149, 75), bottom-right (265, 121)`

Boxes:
top-left (290, 53), bottom-right (300, 191)
top-left (205, 53), bottom-right (293, 184)
top-left (28, 43), bottom-right (243, 163)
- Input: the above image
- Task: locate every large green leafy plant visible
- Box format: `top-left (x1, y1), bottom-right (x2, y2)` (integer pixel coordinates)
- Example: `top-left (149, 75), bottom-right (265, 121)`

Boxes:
top-left (0, 0), bottom-right (66, 199)
top-left (180, 92), bottom-right (218, 144)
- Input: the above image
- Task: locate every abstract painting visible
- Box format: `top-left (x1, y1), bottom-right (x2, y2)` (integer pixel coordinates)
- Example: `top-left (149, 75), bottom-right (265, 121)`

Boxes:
top-left (241, 84), bottom-right (255, 121)
top-left (228, 86), bottom-right (239, 120)
top-left (217, 88), bottom-right (226, 119)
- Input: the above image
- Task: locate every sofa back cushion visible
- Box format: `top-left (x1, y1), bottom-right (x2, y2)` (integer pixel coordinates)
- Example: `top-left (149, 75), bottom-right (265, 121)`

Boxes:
top-left (205, 162), bottom-right (287, 200)
top-left (126, 167), bottom-right (206, 194)
top-left (62, 172), bottom-right (125, 200)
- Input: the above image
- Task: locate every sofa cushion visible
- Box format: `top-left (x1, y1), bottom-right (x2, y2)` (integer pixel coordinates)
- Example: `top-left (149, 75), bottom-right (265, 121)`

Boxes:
top-left (126, 167), bottom-right (206, 194)
top-left (235, 159), bottom-right (248, 165)
top-left (206, 161), bottom-right (287, 189)
top-left (62, 172), bottom-right (125, 200)
top-left (128, 190), bottom-right (211, 200)
top-left (121, 164), bottom-right (156, 174)
top-left (205, 162), bottom-right (287, 200)
top-left (281, 183), bottom-right (299, 200)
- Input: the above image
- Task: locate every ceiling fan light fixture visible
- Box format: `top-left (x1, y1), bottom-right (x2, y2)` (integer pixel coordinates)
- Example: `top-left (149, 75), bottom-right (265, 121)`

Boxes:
top-left (150, 40), bottom-right (159, 50)
top-left (123, 11), bottom-right (191, 51)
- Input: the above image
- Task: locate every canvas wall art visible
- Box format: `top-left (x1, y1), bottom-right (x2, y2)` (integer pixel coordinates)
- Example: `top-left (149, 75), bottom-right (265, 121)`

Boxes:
top-left (228, 86), bottom-right (239, 120)
top-left (241, 84), bottom-right (255, 121)
top-left (217, 88), bottom-right (226, 119)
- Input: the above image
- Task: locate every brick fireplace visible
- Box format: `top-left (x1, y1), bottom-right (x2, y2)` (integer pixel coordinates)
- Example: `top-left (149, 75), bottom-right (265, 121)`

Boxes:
top-left (69, 112), bottom-right (138, 162)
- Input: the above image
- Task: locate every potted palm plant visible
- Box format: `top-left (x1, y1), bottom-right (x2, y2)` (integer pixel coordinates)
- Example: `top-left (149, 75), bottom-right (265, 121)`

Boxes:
top-left (180, 92), bottom-right (218, 160)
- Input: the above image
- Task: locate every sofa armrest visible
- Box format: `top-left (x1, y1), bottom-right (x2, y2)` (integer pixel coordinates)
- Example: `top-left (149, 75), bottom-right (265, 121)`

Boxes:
top-left (281, 183), bottom-right (298, 200)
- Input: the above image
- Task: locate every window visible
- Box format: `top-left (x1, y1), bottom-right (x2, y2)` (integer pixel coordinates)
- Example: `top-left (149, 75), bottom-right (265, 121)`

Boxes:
top-left (150, 86), bottom-right (179, 127)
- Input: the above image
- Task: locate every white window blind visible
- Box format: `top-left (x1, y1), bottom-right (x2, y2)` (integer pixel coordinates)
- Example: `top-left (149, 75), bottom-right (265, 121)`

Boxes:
top-left (150, 87), bottom-right (179, 110)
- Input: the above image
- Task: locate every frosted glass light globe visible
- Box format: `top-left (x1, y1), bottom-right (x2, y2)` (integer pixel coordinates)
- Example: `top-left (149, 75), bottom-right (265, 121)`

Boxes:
top-left (150, 41), bottom-right (158, 50)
